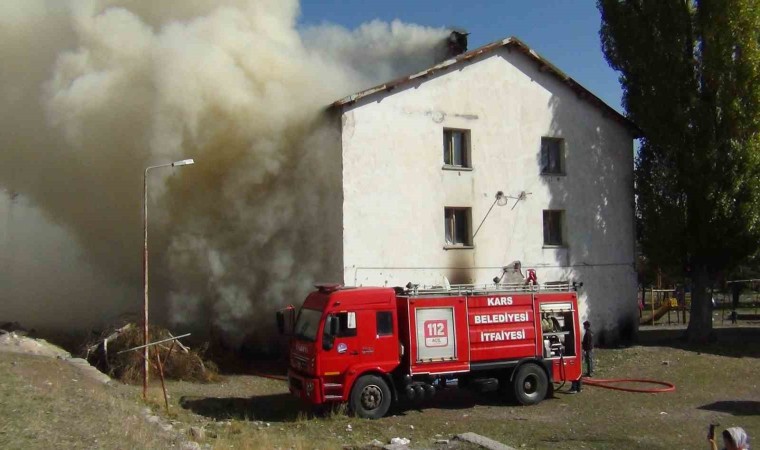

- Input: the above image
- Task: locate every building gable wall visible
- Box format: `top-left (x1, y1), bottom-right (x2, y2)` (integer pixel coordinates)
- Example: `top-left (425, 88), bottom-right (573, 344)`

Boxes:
top-left (339, 47), bottom-right (637, 341)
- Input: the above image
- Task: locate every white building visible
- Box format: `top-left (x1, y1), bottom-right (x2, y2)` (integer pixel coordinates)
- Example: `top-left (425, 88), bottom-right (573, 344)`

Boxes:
top-left (323, 37), bottom-right (640, 344)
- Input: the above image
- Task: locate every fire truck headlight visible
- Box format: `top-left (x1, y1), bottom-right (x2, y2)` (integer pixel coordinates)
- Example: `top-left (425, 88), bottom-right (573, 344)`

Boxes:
top-left (306, 381), bottom-right (314, 395)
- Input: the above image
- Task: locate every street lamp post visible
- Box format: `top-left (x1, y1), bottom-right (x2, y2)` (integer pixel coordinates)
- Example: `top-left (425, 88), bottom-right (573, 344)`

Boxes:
top-left (143, 158), bottom-right (194, 400)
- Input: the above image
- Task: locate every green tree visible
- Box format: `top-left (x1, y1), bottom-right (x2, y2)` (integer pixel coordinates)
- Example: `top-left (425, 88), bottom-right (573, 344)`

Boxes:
top-left (598, 0), bottom-right (760, 341)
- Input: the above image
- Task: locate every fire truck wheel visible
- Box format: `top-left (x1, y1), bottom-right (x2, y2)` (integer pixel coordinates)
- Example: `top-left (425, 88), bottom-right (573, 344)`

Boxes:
top-left (512, 364), bottom-right (548, 405)
top-left (349, 375), bottom-right (392, 419)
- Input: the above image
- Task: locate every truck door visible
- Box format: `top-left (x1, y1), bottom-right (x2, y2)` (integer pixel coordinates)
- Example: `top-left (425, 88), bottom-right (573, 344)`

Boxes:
top-left (321, 309), bottom-right (398, 371)
top-left (320, 311), bottom-right (361, 377)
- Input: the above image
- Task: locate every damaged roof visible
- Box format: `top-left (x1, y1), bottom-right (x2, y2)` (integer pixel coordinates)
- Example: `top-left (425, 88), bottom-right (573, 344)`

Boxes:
top-left (332, 36), bottom-right (641, 137)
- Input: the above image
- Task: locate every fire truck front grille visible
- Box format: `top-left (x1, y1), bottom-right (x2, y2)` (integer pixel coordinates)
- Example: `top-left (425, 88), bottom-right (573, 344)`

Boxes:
top-left (291, 354), bottom-right (309, 372)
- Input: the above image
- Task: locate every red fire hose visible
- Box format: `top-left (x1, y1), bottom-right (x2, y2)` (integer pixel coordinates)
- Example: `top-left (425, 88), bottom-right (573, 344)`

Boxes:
top-left (582, 377), bottom-right (675, 393)
top-left (250, 371), bottom-right (288, 381)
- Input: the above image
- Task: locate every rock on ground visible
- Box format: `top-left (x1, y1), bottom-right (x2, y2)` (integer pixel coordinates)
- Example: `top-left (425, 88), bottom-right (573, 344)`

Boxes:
top-left (455, 432), bottom-right (517, 450)
top-left (0, 332), bottom-right (111, 384)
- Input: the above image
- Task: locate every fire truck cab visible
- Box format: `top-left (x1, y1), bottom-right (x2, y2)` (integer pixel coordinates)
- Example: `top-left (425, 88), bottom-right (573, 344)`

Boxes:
top-left (282, 280), bottom-right (582, 419)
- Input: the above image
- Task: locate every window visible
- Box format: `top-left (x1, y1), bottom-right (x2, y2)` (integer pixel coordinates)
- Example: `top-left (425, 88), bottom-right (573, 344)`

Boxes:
top-left (541, 137), bottom-right (564, 175)
top-left (443, 129), bottom-right (471, 168)
top-left (324, 312), bottom-right (357, 337)
top-left (293, 308), bottom-right (322, 342)
top-left (445, 207), bottom-right (472, 247)
top-left (376, 311), bottom-right (393, 336)
top-left (543, 210), bottom-right (564, 246)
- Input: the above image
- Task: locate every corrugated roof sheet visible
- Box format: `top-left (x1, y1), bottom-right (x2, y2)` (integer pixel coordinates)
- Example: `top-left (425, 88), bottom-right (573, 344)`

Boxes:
top-left (332, 36), bottom-right (641, 137)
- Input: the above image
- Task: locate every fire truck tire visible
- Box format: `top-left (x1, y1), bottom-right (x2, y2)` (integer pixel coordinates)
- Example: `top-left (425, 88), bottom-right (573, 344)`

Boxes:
top-left (512, 364), bottom-right (548, 405)
top-left (349, 375), bottom-right (392, 419)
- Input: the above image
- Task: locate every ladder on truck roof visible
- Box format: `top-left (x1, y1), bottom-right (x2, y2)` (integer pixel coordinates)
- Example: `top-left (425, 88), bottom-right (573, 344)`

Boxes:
top-left (403, 281), bottom-right (575, 297)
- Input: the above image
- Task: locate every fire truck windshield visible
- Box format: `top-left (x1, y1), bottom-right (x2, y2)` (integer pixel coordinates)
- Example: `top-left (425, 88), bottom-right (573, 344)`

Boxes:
top-left (294, 308), bottom-right (322, 342)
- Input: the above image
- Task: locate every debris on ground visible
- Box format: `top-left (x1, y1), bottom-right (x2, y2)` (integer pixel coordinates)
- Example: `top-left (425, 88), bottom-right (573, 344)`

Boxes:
top-left (455, 432), bottom-right (517, 450)
top-left (189, 426), bottom-right (206, 441)
top-left (85, 323), bottom-right (218, 383)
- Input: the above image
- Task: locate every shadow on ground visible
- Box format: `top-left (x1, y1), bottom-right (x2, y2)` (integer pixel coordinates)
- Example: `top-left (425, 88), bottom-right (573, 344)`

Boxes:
top-left (178, 385), bottom-right (535, 422)
top-left (179, 393), bottom-right (304, 422)
top-left (393, 387), bottom-right (504, 415)
top-left (698, 401), bottom-right (760, 416)
top-left (636, 326), bottom-right (760, 358)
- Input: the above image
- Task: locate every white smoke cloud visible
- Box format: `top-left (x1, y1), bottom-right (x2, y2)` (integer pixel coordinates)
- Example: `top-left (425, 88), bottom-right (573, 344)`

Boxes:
top-left (0, 0), bottom-right (448, 345)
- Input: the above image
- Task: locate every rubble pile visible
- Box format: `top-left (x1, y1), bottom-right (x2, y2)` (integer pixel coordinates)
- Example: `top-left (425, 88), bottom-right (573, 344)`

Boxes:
top-left (85, 324), bottom-right (218, 384)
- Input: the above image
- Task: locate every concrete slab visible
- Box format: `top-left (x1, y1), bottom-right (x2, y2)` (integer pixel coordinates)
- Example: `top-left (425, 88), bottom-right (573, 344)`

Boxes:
top-left (455, 432), bottom-right (516, 450)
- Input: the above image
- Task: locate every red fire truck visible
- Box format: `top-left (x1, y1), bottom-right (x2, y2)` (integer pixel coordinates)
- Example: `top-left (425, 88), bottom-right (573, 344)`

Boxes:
top-left (280, 279), bottom-right (582, 419)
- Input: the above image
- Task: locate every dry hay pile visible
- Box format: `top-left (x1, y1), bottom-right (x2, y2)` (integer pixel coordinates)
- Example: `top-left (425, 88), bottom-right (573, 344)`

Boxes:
top-left (86, 324), bottom-right (218, 384)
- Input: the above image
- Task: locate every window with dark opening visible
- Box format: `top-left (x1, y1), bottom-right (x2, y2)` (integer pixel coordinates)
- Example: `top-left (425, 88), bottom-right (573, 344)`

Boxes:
top-left (445, 207), bottom-right (472, 246)
top-left (376, 311), bottom-right (393, 336)
top-left (324, 312), bottom-right (357, 338)
top-left (443, 129), bottom-right (471, 168)
top-left (543, 210), bottom-right (564, 246)
top-left (541, 137), bottom-right (564, 175)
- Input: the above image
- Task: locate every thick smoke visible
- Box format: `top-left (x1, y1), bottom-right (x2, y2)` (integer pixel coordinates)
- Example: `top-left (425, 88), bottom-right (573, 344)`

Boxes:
top-left (0, 0), bottom-right (447, 344)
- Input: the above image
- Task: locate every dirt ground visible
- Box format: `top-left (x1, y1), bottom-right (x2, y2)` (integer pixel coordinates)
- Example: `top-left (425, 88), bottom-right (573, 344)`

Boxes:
top-left (1, 327), bottom-right (758, 450)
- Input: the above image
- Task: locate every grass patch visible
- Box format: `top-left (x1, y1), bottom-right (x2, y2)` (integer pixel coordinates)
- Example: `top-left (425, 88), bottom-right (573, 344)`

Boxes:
top-left (2, 330), bottom-right (758, 449)
top-left (0, 353), bottom-right (178, 450)
top-left (160, 339), bottom-right (759, 449)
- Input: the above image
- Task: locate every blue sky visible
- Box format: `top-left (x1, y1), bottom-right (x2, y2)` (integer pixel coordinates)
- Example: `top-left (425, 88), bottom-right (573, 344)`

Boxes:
top-left (298, 0), bottom-right (624, 113)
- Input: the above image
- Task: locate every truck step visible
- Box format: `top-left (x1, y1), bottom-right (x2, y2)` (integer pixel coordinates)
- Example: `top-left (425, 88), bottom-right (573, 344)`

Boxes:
top-left (324, 395), bottom-right (343, 400)
top-left (324, 383), bottom-right (343, 389)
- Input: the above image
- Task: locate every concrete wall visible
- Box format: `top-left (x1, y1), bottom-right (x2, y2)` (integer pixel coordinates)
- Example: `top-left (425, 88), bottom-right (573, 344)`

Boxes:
top-left (339, 48), bottom-right (637, 343)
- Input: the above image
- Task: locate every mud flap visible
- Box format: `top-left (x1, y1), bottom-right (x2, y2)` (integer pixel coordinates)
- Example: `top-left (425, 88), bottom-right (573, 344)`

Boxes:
top-left (540, 358), bottom-right (555, 398)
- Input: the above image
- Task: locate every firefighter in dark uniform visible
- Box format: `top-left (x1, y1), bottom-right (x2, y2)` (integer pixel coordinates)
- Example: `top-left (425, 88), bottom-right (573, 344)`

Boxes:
top-left (569, 320), bottom-right (594, 394)
top-left (582, 320), bottom-right (594, 377)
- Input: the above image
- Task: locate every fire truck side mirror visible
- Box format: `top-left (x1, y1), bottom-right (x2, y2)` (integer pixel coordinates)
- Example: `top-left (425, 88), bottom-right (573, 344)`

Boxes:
top-left (328, 315), bottom-right (339, 336)
top-left (323, 315), bottom-right (339, 351)
top-left (276, 311), bottom-right (285, 334)
top-left (276, 306), bottom-right (295, 336)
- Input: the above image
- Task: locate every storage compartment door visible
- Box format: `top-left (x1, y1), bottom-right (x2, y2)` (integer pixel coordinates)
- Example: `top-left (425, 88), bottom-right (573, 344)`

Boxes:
top-left (415, 307), bottom-right (456, 361)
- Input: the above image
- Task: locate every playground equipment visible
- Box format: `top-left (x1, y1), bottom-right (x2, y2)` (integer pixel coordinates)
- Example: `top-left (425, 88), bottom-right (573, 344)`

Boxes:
top-left (721, 279), bottom-right (760, 324)
top-left (640, 288), bottom-right (684, 325)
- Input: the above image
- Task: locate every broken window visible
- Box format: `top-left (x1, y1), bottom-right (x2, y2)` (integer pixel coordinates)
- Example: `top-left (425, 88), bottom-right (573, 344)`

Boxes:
top-left (540, 137), bottom-right (564, 175)
top-left (443, 129), bottom-right (471, 168)
top-left (543, 210), bottom-right (564, 246)
top-left (445, 207), bottom-right (472, 246)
